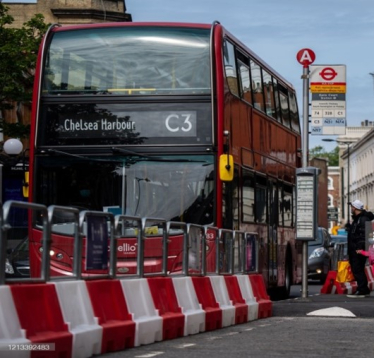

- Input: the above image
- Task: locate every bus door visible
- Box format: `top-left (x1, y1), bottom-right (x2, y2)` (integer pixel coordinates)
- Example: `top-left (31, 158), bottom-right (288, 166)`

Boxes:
top-left (268, 179), bottom-right (278, 285)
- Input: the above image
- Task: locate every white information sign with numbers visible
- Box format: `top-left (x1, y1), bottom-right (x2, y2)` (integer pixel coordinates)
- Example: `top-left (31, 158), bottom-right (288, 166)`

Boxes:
top-left (310, 65), bottom-right (346, 135)
top-left (296, 167), bottom-right (319, 241)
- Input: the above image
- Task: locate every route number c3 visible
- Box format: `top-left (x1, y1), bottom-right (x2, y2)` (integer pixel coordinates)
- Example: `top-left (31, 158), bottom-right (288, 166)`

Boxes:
top-left (165, 114), bottom-right (193, 133)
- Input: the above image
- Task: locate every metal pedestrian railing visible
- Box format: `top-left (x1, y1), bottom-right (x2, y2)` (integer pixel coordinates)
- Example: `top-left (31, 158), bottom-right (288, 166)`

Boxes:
top-left (0, 200), bottom-right (259, 284)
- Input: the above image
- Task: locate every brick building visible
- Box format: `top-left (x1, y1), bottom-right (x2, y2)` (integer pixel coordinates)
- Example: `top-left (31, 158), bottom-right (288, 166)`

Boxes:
top-left (2, 0), bottom-right (131, 27)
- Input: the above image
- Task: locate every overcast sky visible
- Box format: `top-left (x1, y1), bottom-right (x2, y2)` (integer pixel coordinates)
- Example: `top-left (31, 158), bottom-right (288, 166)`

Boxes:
top-left (126, 0), bottom-right (374, 150)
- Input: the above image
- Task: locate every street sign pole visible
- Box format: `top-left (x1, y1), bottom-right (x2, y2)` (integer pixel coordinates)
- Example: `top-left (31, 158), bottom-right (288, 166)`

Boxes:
top-left (296, 48), bottom-right (316, 299)
top-left (301, 64), bottom-right (310, 299)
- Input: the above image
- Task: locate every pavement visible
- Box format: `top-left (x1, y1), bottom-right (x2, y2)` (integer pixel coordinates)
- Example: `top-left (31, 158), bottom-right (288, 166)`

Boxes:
top-left (273, 291), bottom-right (374, 318)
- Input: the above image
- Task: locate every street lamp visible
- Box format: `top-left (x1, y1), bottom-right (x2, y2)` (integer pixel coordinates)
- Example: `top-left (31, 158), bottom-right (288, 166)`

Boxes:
top-left (322, 138), bottom-right (353, 225)
top-left (0, 138), bottom-right (24, 166)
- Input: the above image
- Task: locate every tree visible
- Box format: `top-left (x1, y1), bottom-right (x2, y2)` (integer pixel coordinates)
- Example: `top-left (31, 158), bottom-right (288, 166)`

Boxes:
top-left (309, 145), bottom-right (340, 166)
top-left (0, 3), bottom-right (49, 138)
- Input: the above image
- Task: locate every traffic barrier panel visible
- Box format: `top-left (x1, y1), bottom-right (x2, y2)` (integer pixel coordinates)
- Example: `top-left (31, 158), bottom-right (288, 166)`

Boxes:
top-left (320, 271), bottom-right (358, 294)
top-left (247, 274), bottom-right (272, 318)
top-left (147, 277), bottom-right (185, 340)
top-left (209, 276), bottom-right (235, 327)
top-left (52, 281), bottom-right (103, 358)
top-left (10, 283), bottom-right (73, 358)
top-left (223, 276), bottom-right (249, 324)
top-left (235, 274), bottom-right (259, 321)
top-left (172, 277), bottom-right (205, 336)
top-left (332, 281), bottom-right (357, 294)
top-left (320, 271), bottom-right (337, 294)
top-left (85, 280), bottom-right (135, 353)
top-left (191, 277), bottom-right (222, 331)
top-left (365, 265), bottom-right (374, 290)
top-left (120, 279), bottom-right (163, 347)
top-left (0, 286), bottom-right (31, 358)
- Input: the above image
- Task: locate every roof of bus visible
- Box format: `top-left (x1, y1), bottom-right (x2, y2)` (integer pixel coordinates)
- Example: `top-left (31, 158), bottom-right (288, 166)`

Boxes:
top-left (50, 21), bottom-right (294, 90)
top-left (51, 22), bottom-right (212, 32)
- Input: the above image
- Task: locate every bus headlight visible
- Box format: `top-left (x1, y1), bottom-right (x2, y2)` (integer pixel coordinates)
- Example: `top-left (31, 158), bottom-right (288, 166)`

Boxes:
top-left (39, 247), bottom-right (59, 257)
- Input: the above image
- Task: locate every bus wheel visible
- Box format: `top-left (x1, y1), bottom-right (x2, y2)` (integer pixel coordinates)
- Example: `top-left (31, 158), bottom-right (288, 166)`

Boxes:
top-left (283, 258), bottom-right (292, 298)
top-left (270, 257), bottom-right (292, 300)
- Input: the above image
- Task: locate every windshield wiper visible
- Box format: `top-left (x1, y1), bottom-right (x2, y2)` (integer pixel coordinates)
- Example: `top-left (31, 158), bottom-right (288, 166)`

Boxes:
top-left (41, 148), bottom-right (115, 163)
top-left (40, 147), bottom-right (208, 165)
top-left (111, 147), bottom-right (207, 163)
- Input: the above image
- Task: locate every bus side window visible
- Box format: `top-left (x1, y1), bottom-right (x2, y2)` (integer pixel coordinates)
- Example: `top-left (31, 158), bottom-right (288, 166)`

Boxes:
top-left (262, 70), bottom-right (276, 118)
top-left (255, 175), bottom-right (267, 223)
top-left (289, 91), bottom-right (300, 133)
top-left (273, 78), bottom-right (282, 123)
top-left (238, 61), bottom-right (252, 104)
top-left (282, 184), bottom-right (293, 227)
top-left (222, 167), bottom-right (239, 230)
top-left (242, 169), bottom-right (255, 223)
top-left (250, 60), bottom-right (265, 112)
top-left (223, 40), bottom-right (239, 96)
top-left (279, 92), bottom-right (290, 128)
top-left (278, 183), bottom-right (284, 227)
top-left (279, 85), bottom-right (291, 128)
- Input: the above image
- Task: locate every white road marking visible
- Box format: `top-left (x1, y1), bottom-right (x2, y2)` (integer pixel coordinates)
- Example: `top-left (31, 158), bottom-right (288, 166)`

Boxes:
top-left (307, 306), bottom-right (356, 317)
top-left (135, 352), bottom-right (164, 358)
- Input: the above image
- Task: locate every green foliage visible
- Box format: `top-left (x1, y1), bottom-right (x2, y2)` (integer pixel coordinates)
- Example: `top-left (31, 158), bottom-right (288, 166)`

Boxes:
top-left (0, 3), bottom-right (49, 137)
top-left (0, 120), bottom-right (31, 139)
top-left (309, 145), bottom-right (340, 166)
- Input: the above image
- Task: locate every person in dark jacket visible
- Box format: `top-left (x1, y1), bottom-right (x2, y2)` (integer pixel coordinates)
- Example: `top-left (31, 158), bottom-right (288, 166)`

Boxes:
top-left (346, 199), bottom-right (374, 298)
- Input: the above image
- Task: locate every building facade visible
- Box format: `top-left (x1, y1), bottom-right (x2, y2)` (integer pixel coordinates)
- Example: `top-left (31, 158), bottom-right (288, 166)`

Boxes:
top-left (342, 127), bottom-right (374, 213)
top-left (2, 0), bottom-right (131, 27)
top-left (1, 0), bottom-right (132, 144)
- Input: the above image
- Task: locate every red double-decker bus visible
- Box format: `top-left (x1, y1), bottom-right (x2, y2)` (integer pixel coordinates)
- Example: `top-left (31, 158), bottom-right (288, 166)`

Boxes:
top-left (29, 21), bottom-right (302, 296)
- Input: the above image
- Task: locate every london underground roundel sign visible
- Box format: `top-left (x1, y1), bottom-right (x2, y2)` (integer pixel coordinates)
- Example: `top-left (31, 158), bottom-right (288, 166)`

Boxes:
top-left (296, 48), bottom-right (316, 67)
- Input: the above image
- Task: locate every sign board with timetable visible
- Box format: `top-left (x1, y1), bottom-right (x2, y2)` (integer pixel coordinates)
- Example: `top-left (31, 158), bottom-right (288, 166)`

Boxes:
top-left (309, 65), bottom-right (346, 135)
top-left (296, 167), bottom-right (319, 241)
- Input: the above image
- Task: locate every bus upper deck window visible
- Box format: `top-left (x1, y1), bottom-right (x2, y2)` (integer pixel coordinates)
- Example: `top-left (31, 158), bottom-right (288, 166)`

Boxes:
top-left (223, 40), bottom-right (239, 96)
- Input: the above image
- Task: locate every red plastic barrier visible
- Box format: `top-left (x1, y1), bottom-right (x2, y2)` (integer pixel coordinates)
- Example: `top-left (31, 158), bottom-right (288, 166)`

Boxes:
top-left (10, 283), bottom-right (73, 358)
top-left (191, 277), bottom-right (222, 331)
top-left (147, 277), bottom-right (185, 340)
top-left (224, 276), bottom-right (248, 324)
top-left (320, 271), bottom-right (338, 294)
top-left (320, 271), bottom-right (357, 294)
top-left (85, 280), bottom-right (135, 353)
top-left (247, 274), bottom-right (272, 318)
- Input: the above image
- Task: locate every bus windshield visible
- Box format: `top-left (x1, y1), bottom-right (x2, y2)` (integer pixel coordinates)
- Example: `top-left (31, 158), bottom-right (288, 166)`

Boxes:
top-left (43, 26), bottom-right (211, 95)
top-left (35, 154), bottom-right (214, 225)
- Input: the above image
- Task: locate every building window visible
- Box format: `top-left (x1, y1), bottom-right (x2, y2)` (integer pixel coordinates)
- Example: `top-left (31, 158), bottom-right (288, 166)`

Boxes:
top-left (327, 194), bottom-right (333, 207)
top-left (327, 177), bottom-right (334, 190)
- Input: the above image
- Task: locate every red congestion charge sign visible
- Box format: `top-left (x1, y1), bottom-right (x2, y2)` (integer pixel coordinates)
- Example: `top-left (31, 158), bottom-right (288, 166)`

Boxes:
top-left (296, 48), bottom-right (316, 68)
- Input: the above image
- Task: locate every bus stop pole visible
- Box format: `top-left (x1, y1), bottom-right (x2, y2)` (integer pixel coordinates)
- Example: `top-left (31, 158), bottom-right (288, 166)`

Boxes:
top-left (301, 65), bottom-right (310, 299)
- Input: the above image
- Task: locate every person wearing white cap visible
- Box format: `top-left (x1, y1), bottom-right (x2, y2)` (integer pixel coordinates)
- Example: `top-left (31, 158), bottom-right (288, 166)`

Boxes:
top-left (346, 200), bottom-right (374, 298)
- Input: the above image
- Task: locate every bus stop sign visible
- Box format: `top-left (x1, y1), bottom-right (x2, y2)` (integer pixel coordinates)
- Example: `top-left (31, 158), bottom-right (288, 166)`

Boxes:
top-left (296, 48), bottom-right (316, 68)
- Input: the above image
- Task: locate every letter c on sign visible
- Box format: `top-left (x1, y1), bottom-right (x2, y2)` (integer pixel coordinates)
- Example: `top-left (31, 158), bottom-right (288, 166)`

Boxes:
top-left (165, 114), bottom-right (179, 132)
